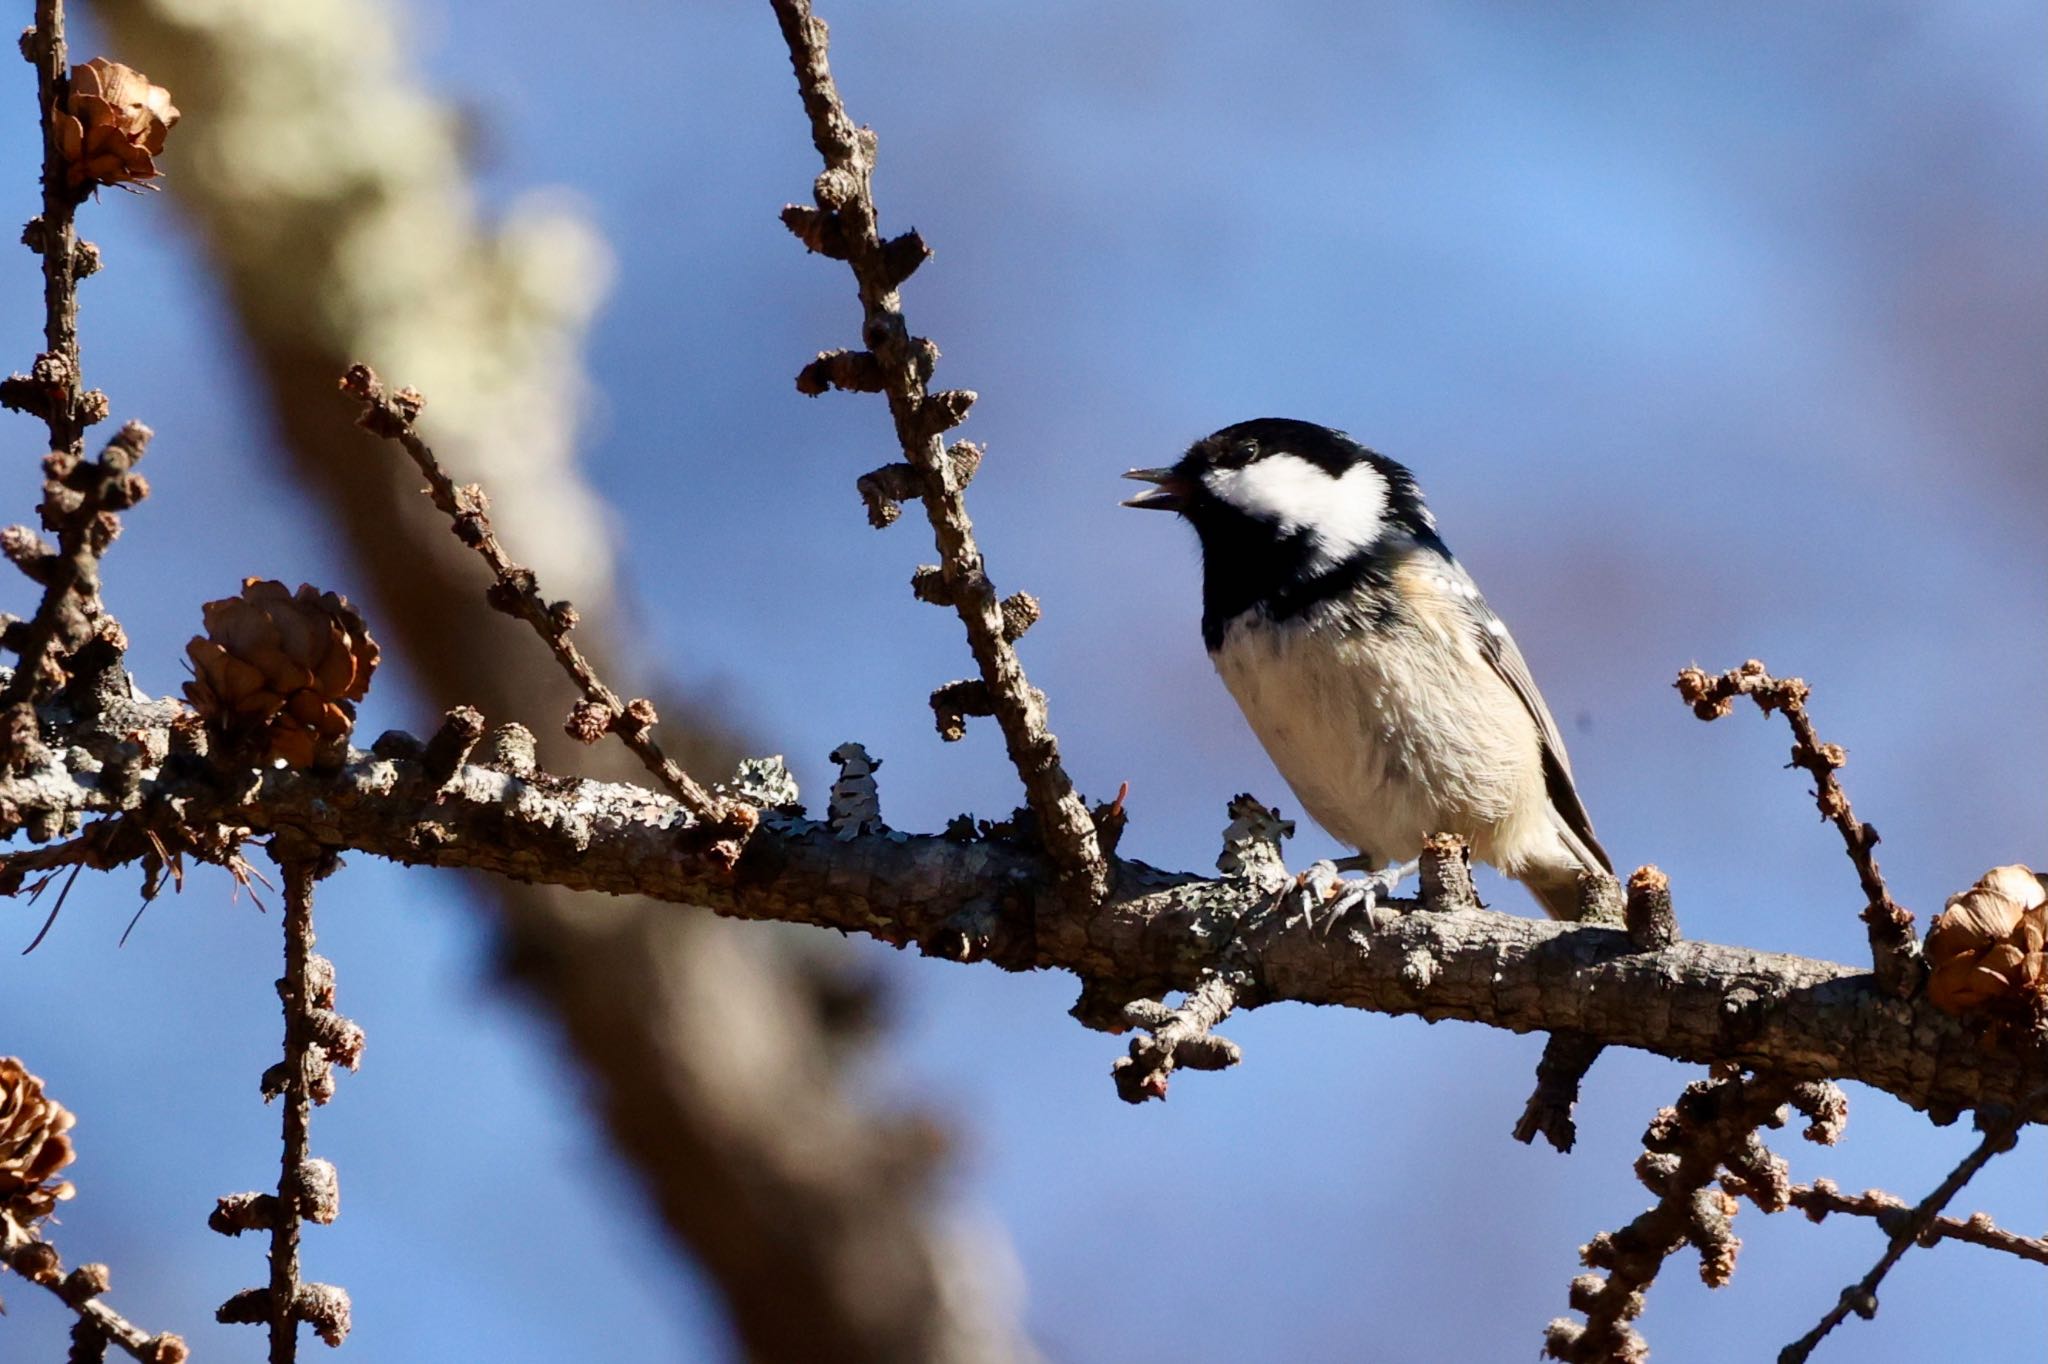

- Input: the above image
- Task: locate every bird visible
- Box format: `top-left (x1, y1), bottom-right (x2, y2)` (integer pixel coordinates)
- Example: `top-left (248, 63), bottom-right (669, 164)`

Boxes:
top-left (1122, 417), bottom-right (1611, 920)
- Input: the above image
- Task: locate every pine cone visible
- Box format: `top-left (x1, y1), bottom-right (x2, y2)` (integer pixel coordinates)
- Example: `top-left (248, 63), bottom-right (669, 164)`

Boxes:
top-left (53, 58), bottom-right (180, 192)
top-left (184, 579), bottom-right (380, 770)
top-left (1924, 865), bottom-right (2048, 1016)
top-left (0, 1058), bottom-right (76, 1223)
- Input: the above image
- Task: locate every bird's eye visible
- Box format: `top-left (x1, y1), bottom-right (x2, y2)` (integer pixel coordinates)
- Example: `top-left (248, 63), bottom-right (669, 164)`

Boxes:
top-left (1221, 441), bottom-right (1259, 468)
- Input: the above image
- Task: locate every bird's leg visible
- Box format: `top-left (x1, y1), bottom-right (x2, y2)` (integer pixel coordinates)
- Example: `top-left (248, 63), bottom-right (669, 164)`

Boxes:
top-left (1289, 854), bottom-right (1417, 930)
top-left (1370, 857), bottom-right (1420, 899)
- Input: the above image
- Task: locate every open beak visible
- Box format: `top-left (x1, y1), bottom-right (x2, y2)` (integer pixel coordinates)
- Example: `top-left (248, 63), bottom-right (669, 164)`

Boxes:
top-left (1121, 467), bottom-right (1190, 512)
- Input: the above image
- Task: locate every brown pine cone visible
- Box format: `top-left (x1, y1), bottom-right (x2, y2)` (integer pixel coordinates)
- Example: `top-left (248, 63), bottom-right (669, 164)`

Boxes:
top-left (184, 579), bottom-right (380, 770)
top-left (1923, 865), bottom-right (2048, 1016)
top-left (0, 1058), bottom-right (76, 1223)
top-left (53, 58), bottom-right (180, 192)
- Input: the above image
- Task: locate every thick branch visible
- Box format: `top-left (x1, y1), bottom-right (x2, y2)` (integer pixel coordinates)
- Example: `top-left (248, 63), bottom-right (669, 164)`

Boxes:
top-left (7, 728), bottom-right (2039, 1123)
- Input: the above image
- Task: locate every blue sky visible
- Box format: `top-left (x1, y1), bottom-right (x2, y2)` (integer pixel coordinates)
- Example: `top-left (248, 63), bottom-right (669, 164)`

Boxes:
top-left (1, 2), bottom-right (2041, 1359)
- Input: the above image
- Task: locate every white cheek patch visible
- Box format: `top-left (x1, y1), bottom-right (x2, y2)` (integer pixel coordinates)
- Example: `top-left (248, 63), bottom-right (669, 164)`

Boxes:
top-left (1204, 453), bottom-right (1389, 570)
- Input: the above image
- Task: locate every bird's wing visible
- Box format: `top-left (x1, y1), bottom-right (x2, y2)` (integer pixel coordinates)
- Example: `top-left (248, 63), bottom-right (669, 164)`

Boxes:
top-left (1449, 564), bottom-right (1613, 875)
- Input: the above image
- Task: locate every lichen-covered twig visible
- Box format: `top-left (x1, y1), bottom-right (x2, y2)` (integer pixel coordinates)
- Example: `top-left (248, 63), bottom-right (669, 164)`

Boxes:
top-left (215, 847), bottom-right (355, 1359)
top-left (1777, 1098), bottom-right (2037, 1363)
top-left (1676, 660), bottom-right (1919, 996)
top-left (1, 1213), bottom-right (187, 1363)
top-left (340, 364), bottom-right (730, 828)
top-left (1546, 1070), bottom-right (1798, 1363)
top-left (768, 0), bottom-right (1108, 905)
top-left (1113, 975), bottom-right (1243, 1103)
top-left (4, 711), bottom-right (2040, 1123)
top-left (1785, 1178), bottom-right (2048, 1266)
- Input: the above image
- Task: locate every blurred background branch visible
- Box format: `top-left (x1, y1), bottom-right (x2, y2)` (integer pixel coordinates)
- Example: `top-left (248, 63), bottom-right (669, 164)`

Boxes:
top-left (83, 0), bottom-right (1032, 1359)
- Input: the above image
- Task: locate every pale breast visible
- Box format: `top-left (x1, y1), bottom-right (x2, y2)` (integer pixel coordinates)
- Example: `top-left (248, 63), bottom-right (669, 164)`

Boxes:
top-left (1208, 602), bottom-right (1548, 866)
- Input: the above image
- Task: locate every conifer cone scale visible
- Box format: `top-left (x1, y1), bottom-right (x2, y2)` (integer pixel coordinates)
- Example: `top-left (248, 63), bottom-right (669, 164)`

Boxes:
top-left (0, 1057), bottom-right (76, 1223)
top-left (184, 579), bottom-right (380, 769)
top-left (53, 58), bottom-right (180, 192)
top-left (1923, 865), bottom-right (2048, 1016)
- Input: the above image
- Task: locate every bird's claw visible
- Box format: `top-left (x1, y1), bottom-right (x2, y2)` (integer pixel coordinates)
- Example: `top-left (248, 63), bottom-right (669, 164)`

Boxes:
top-left (1288, 858), bottom-right (1418, 932)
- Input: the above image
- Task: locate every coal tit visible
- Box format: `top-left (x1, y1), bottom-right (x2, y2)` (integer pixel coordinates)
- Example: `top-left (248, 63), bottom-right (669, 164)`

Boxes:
top-left (1123, 418), bottom-right (1611, 919)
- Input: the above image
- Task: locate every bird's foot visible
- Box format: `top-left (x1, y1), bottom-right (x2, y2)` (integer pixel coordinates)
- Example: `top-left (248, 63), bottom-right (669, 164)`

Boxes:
top-left (1289, 857), bottom-right (1416, 931)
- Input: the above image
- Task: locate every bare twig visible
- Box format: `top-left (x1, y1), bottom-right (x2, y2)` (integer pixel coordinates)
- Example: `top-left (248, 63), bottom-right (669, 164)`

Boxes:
top-left (0, 421), bottom-right (149, 728)
top-left (1785, 1178), bottom-right (2048, 1265)
top-left (215, 846), bottom-right (355, 1359)
top-left (1510, 849), bottom-right (1620, 1153)
top-left (1546, 1070), bottom-right (1798, 1363)
top-left (1515, 1033), bottom-right (1606, 1154)
top-left (1778, 1099), bottom-right (2037, 1363)
top-left (1677, 660), bottom-right (1920, 996)
top-left (0, 1212), bottom-right (187, 1362)
top-left (769, 0), bottom-right (1108, 905)
top-left (0, 1), bottom-right (143, 759)
top-left (18, 0), bottom-right (86, 456)
top-left (339, 363), bottom-right (732, 829)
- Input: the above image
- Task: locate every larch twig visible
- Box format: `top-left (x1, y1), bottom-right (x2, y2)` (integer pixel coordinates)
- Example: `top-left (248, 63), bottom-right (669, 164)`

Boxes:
top-left (768, 0), bottom-right (1108, 905)
top-left (1, 1212), bottom-right (187, 1363)
top-left (1777, 1099), bottom-right (2037, 1363)
top-left (0, 0), bottom-right (143, 760)
top-left (1676, 660), bottom-right (1920, 996)
top-left (339, 363), bottom-right (731, 828)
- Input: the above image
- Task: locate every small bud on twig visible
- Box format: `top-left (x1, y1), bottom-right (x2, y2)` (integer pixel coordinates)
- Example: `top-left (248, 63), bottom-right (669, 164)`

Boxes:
top-left (565, 699), bottom-right (615, 746)
top-left (922, 389), bottom-right (976, 433)
top-left (779, 203), bottom-right (852, 258)
top-left (998, 592), bottom-right (1040, 642)
top-left (420, 705), bottom-right (484, 789)
top-left (856, 462), bottom-right (922, 528)
top-left (1419, 832), bottom-right (1475, 912)
top-left (929, 679), bottom-right (993, 742)
top-left (909, 565), bottom-right (953, 605)
top-left (1217, 794), bottom-right (1292, 889)
top-left (876, 229), bottom-right (931, 288)
top-left (795, 348), bottom-right (886, 395)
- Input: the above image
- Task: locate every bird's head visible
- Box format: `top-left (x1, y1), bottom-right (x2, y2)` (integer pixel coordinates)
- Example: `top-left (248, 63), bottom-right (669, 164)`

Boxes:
top-left (1122, 418), bottom-right (1436, 577)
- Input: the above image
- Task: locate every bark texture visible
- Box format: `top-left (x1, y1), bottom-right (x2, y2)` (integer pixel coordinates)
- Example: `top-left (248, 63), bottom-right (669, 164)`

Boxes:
top-left (12, 702), bottom-right (2042, 1125)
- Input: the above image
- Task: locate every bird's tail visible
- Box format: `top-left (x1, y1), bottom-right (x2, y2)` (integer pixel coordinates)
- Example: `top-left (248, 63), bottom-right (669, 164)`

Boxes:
top-left (1520, 858), bottom-right (1612, 921)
